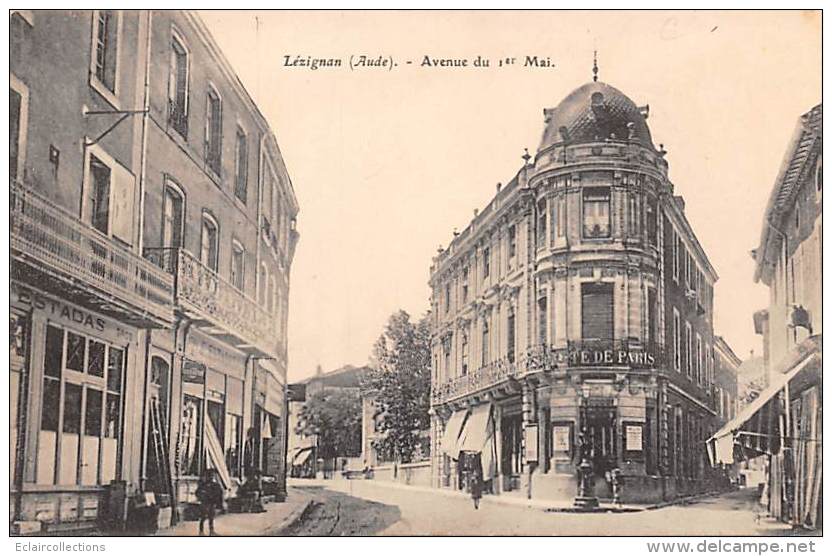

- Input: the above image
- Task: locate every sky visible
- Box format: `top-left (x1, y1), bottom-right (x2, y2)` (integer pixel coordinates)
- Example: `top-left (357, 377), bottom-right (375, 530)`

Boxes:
top-left (200, 10), bottom-right (821, 381)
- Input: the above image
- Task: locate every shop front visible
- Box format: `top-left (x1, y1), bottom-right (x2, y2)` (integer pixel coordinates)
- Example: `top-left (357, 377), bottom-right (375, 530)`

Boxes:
top-left (707, 338), bottom-right (822, 530)
top-left (10, 282), bottom-right (142, 532)
top-left (252, 362), bottom-right (286, 499)
top-left (171, 330), bottom-right (248, 515)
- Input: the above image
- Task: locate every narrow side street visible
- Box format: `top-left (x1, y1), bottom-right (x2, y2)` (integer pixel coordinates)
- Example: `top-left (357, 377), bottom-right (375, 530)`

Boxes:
top-left (284, 479), bottom-right (816, 536)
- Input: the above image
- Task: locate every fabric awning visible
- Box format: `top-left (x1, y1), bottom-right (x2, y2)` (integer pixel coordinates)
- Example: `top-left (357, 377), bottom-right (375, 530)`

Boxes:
top-left (457, 403), bottom-right (496, 480)
top-left (458, 403), bottom-right (492, 453)
top-left (293, 448), bottom-right (312, 466)
top-left (440, 409), bottom-right (469, 458)
top-left (707, 348), bottom-right (818, 465)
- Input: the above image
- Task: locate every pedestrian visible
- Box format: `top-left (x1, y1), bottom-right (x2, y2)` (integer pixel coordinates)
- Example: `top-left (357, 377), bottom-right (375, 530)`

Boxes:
top-left (470, 454), bottom-right (483, 510)
top-left (195, 468), bottom-right (224, 536)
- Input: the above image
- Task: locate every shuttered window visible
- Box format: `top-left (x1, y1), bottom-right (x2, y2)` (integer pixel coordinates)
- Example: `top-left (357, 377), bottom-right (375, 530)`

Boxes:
top-left (581, 282), bottom-right (613, 340)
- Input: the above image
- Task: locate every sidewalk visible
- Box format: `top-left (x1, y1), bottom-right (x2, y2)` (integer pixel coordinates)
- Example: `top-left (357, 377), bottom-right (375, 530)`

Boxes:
top-left (157, 487), bottom-right (314, 536)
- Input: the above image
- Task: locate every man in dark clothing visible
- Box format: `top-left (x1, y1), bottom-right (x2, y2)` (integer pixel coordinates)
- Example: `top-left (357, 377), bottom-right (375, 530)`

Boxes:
top-left (196, 469), bottom-right (224, 536)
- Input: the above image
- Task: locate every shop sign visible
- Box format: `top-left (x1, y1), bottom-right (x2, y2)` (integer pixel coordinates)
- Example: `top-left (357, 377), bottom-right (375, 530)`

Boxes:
top-left (549, 347), bottom-right (656, 368)
top-left (552, 425), bottom-right (571, 452)
top-left (287, 383), bottom-right (306, 402)
top-left (524, 424), bottom-right (538, 462)
top-left (182, 361), bottom-right (206, 384)
top-left (625, 424), bottom-right (643, 451)
top-left (12, 283), bottom-right (106, 331)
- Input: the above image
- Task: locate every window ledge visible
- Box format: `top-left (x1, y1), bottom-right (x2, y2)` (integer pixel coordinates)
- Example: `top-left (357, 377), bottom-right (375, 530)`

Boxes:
top-left (89, 76), bottom-right (121, 111)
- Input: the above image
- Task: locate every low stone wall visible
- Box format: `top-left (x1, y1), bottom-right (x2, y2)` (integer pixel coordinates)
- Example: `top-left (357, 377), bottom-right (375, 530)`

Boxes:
top-left (370, 461), bottom-right (431, 487)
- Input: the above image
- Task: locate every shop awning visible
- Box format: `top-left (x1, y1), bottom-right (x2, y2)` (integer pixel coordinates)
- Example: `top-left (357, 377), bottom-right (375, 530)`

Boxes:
top-left (707, 346), bottom-right (819, 465)
top-left (293, 448), bottom-right (312, 466)
top-left (205, 418), bottom-right (233, 489)
top-left (458, 403), bottom-right (492, 454)
top-left (440, 409), bottom-right (469, 458)
top-left (457, 403), bottom-right (496, 480)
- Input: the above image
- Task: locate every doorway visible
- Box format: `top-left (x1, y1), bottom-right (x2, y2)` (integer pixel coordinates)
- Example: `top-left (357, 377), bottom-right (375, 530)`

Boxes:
top-left (584, 404), bottom-right (617, 477)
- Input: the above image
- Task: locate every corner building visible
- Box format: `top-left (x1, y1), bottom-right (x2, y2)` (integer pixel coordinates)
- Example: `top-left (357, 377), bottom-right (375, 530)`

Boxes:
top-left (10, 10), bottom-right (298, 533)
top-left (429, 80), bottom-right (722, 504)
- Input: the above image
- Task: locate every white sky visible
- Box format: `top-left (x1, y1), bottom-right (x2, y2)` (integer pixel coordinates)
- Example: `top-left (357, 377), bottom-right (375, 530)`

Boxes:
top-left (200, 10), bottom-right (821, 382)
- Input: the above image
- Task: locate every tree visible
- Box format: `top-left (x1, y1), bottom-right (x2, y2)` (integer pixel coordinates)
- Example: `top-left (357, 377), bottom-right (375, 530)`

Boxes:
top-left (363, 310), bottom-right (431, 464)
top-left (295, 388), bottom-right (362, 460)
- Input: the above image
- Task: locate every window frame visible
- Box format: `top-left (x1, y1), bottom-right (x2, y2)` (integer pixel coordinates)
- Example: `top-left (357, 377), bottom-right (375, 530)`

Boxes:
top-left (10, 73), bottom-right (29, 182)
top-left (81, 143), bottom-right (134, 242)
top-left (204, 83), bottom-right (223, 177)
top-left (234, 125), bottom-right (248, 203)
top-left (37, 324), bottom-right (126, 486)
top-left (672, 308), bottom-right (681, 372)
top-left (168, 27), bottom-right (191, 138)
top-left (200, 211), bottom-right (220, 272)
top-left (230, 239), bottom-right (246, 292)
top-left (684, 321), bottom-right (693, 379)
top-left (482, 246), bottom-right (491, 279)
top-left (161, 177), bottom-right (186, 250)
top-left (536, 198), bottom-right (547, 249)
top-left (581, 186), bottom-right (612, 240)
top-left (695, 334), bottom-right (703, 385)
top-left (88, 10), bottom-right (122, 108)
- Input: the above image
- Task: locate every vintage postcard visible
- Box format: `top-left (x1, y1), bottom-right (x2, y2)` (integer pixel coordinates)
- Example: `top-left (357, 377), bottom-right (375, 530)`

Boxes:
top-left (7, 9), bottom-right (822, 542)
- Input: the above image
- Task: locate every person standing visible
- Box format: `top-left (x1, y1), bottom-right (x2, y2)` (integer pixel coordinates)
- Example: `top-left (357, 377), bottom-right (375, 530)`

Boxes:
top-left (195, 468), bottom-right (224, 536)
top-left (470, 454), bottom-right (483, 510)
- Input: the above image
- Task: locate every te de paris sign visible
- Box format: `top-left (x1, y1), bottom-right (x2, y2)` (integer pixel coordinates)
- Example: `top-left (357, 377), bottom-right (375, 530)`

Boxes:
top-left (548, 346), bottom-right (657, 369)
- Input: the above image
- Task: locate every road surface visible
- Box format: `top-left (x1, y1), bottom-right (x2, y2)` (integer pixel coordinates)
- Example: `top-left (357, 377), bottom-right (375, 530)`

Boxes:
top-left (285, 479), bottom-right (818, 536)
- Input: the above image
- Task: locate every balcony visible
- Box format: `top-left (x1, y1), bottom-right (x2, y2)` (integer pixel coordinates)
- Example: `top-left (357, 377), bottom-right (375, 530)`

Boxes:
top-left (432, 358), bottom-right (519, 405)
top-left (143, 247), bottom-right (277, 357)
top-left (10, 180), bottom-right (174, 327)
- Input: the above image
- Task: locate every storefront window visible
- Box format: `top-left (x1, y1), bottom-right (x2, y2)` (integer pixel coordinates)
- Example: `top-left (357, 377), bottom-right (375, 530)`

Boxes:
top-left (180, 395), bottom-right (203, 477)
top-left (88, 340), bottom-right (105, 377)
top-left (225, 414), bottom-right (242, 477)
top-left (66, 331), bottom-right (85, 372)
top-left (38, 325), bottom-right (125, 486)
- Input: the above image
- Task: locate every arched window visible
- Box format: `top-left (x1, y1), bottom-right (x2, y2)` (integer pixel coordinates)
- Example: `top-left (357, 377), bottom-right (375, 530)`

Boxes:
top-left (230, 240), bottom-right (245, 291)
top-left (205, 85), bottom-right (223, 175)
top-left (200, 212), bottom-right (219, 272)
top-left (162, 179), bottom-right (184, 250)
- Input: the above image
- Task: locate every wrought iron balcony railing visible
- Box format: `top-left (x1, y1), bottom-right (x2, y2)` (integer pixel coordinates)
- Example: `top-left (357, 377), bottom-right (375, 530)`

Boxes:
top-left (10, 180), bottom-right (175, 327)
top-left (143, 247), bottom-right (277, 357)
top-left (432, 339), bottom-right (669, 404)
top-left (431, 357), bottom-right (518, 404)
top-left (168, 100), bottom-right (189, 138)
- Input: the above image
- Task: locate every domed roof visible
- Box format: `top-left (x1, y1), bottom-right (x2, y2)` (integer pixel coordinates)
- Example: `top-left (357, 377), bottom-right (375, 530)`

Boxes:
top-left (538, 81), bottom-right (653, 151)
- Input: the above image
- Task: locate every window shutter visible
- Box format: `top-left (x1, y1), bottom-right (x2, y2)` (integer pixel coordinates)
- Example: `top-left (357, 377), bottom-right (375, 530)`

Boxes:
top-left (581, 283), bottom-right (613, 340)
top-left (109, 160), bottom-right (135, 245)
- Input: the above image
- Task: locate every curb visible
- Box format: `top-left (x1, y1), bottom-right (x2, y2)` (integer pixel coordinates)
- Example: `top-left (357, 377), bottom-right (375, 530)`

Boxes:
top-left (266, 495), bottom-right (315, 535)
top-left (643, 490), bottom-right (725, 510)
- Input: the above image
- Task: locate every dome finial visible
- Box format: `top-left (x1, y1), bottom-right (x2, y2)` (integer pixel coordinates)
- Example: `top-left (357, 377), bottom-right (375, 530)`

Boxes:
top-left (592, 50), bottom-right (599, 82)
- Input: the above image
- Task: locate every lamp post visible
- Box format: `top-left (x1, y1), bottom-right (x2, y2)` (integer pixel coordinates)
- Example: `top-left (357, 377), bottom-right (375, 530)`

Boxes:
top-left (574, 400), bottom-right (599, 510)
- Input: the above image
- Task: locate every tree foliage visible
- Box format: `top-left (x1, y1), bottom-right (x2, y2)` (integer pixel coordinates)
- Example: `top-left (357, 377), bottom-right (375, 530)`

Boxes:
top-left (295, 388), bottom-right (362, 459)
top-left (363, 310), bottom-right (431, 463)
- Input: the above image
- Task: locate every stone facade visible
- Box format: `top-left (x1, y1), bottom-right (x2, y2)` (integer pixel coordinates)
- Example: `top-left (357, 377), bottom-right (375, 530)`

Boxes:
top-left (10, 10), bottom-right (298, 533)
top-left (429, 80), bottom-right (723, 504)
